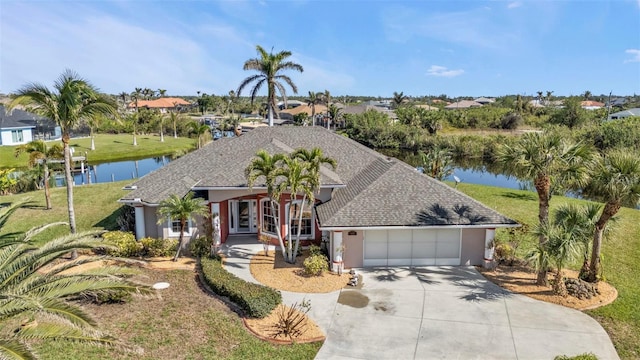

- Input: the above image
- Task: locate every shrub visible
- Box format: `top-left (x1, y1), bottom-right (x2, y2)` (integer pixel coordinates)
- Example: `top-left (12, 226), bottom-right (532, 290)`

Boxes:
top-left (102, 231), bottom-right (141, 257)
top-left (140, 237), bottom-right (177, 257)
top-left (554, 353), bottom-right (598, 360)
top-left (91, 289), bottom-right (133, 304)
top-left (270, 299), bottom-right (311, 339)
top-left (308, 244), bottom-right (323, 256)
top-left (303, 254), bottom-right (329, 276)
top-left (200, 257), bottom-right (281, 318)
top-left (189, 236), bottom-right (212, 258)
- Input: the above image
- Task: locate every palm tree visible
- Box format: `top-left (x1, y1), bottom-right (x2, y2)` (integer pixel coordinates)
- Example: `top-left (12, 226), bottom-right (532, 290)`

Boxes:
top-left (157, 89), bottom-right (167, 98)
top-left (237, 45), bottom-right (304, 127)
top-left (246, 150), bottom-right (287, 260)
top-left (497, 132), bottom-right (594, 285)
top-left (392, 91), bottom-right (408, 109)
top-left (9, 69), bottom-right (117, 235)
top-left (419, 147), bottom-right (454, 181)
top-left (131, 88), bottom-right (142, 146)
top-left (278, 157), bottom-right (314, 263)
top-left (158, 113), bottom-right (165, 142)
top-left (157, 192), bottom-right (208, 261)
top-left (328, 104), bottom-right (343, 129)
top-left (583, 151), bottom-right (640, 282)
top-left (14, 140), bottom-right (63, 210)
top-left (168, 110), bottom-right (180, 138)
top-left (291, 148), bottom-right (336, 259)
top-left (321, 90), bottom-right (331, 129)
top-left (306, 91), bottom-right (321, 126)
top-left (118, 91), bottom-right (129, 113)
top-left (188, 121), bottom-right (209, 149)
top-left (0, 202), bottom-right (147, 360)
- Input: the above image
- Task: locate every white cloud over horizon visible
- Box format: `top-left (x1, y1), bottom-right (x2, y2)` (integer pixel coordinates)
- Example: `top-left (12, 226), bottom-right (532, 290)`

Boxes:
top-left (624, 49), bottom-right (640, 63)
top-left (426, 65), bottom-right (465, 77)
top-left (507, 2), bottom-right (522, 9)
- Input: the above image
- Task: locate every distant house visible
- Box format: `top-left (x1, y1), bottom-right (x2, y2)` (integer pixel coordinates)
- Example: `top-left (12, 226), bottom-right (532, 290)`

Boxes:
top-left (128, 97), bottom-right (191, 113)
top-left (277, 100), bottom-right (305, 110)
top-left (581, 101), bottom-right (605, 110)
top-left (278, 104), bottom-right (327, 121)
top-left (431, 99), bottom-right (451, 106)
top-left (474, 97), bottom-right (495, 105)
top-left (444, 100), bottom-right (483, 109)
top-left (415, 104), bottom-right (439, 111)
top-left (607, 108), bottom-right (640, 120)
top-left (606, 97), bottom-right (628, 109)
top-left (0, 105), bottom-right (60, 146)
top-left (342, 104), bottom-right (397, 120)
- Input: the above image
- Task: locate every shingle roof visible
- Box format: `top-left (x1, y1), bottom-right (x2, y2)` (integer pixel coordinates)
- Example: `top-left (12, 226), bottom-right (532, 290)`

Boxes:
top-left (444, 100), bottom-right (483, 109)
top-left (120, 126), bottom-right (516, 227)
top-left (0, 105), bottom-right (42, 129)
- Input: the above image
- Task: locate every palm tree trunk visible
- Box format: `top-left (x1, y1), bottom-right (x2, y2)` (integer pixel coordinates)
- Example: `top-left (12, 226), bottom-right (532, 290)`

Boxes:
top-left (174, 220), bottom-right (186, 261)
top-left (44, 162), bottom-right (52, 210)
top-left (287, 202), bottom-right (294, 263)
top-left (173, 121), bottom-right (177, 138)
top-left (271, 199), bottom-right (287, 260)
top-left (553, 269), bottom-right (567, 297)
top-left (268, 106), bottom-right (274, 127)
top-left (90, 128), bottom-right (95, 151)
top-left (293, 194), bottom-right (307, 261)
top-left (534, 174), bottom-right (551, 286)
top-left (62, 134), bottom-right (78, 260)
top-left (587, 203), bottom-right (619, 282)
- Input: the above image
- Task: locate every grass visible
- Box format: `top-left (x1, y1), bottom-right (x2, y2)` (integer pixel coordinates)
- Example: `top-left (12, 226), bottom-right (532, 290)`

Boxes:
top-left (0, 181), bottom-right (129, 244)
top-left (456, 183), bottom-right (640, 359)
top-left (34, 269), bottom-right (321, 360)
top-left (1, 181), bottom-right (638, 358)
top-left (0, 133), bottom-right (195, 169)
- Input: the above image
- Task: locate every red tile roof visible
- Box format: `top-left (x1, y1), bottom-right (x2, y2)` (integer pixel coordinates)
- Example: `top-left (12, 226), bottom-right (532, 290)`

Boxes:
top-left (128, 97), bottom-right (191, 109)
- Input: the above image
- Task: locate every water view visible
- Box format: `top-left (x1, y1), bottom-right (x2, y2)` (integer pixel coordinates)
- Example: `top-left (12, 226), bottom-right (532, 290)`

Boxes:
top-left (56, 156), bottom-right (171, 186)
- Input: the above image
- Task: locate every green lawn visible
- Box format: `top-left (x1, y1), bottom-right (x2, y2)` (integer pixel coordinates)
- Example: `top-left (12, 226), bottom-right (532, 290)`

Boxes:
top-left (456, 183), bottom-right (640, 359)
top-left (0, 133), bottom-right (195, 169)
top-left (1, 182), bottom-right (638, 358)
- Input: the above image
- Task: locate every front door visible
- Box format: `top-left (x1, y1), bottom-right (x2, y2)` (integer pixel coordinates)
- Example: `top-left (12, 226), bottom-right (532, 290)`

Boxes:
top-left (229, 200), bottom-right (257, 234)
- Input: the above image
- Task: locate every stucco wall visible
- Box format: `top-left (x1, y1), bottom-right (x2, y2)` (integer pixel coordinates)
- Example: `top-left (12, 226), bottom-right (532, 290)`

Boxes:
top-left (461, 228), bottom-right (485, 266)
top-left (0, 128), bottom-right (33, 146)
top-left (144, 206), bottom-right (160, 238)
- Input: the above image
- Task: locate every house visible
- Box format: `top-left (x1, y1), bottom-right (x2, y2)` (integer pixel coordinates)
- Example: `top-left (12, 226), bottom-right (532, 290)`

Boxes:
top-left (127, 97), bottom-right (191, 113)
top-left (0, 105), bottom-right (60, 145)
top-left (474, 97), bottom-right (496, 105)
top-left (607, 108), bottom-right (640, 120)
top-left (581, 101), bottom-right (605, 110)
top-left (277, 100), bottom-right (305, 109)
top-left (606, 97), bottom-right (628, 109)
top-left (342, 104), bottom-right (398, 120)
top-left (278, 104), bottom-right (327, 122)
top-left (119, 127), bottom-right (517, 269)
top-left (444, 100), bottom-right (483, 109)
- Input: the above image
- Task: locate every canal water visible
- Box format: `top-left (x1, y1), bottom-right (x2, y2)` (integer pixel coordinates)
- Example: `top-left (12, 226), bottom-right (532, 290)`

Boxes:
top-left (57, 156), bottom-right (171, 186)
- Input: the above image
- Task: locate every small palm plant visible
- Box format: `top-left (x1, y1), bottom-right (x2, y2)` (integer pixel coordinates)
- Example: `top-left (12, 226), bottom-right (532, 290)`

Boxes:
top-left (14, 140), bottom-right (63, 210)
top-left (157, 192), bottom-right (208, 261)
top-left (0, 202), bottom-right (148, 360)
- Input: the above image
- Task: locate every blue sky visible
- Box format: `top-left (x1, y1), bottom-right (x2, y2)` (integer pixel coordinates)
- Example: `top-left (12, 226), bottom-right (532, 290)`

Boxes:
top-left (1, 0), bottom-right (639, 98)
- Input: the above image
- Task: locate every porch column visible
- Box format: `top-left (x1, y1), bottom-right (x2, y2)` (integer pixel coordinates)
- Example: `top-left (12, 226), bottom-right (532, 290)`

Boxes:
top-left (134, 205), bottom-right (145, 240)
top-left (332, 231), bottom-right (343, 273)
top-left (484, 228), bottom-right (496, 261)
top-left (211, 203), bottom-right (221, 246)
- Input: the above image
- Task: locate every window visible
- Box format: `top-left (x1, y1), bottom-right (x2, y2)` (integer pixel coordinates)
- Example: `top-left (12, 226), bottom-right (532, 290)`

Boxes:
top-left (11, 130), bottom-right (23, 143)
top-left (288, 201), bottom-right (313, 238)
top-left (168, 218), bottom-right (192, 236)
top-left (260, 199), bottom-right (279, 235)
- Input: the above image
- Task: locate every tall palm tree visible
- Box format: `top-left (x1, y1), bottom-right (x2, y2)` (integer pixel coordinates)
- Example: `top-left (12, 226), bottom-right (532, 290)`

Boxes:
top-left (497, 132), bottom-right (594, 285)
top-left (583, 151), bottom-right (640, 282)
top-left (419, 147), bottom-right (454, 181)
top-left (9, 69), bottom-right (117, 235)
top-left (188, 121), bottom-right (209, 149)
top-left (157, 89), bottom-right (167, 98)
top-left (291, 148), bottom-right (336, 259)
top-left (306, 91), bottom-right (321, 126)
top-left (246, 150), bottom-right (287, 260)
top-left (328, 104), bottom-right (343, 129)
top-left (157, 192), bottom-right (208, 261)
top-left (131, 88), bottom-right (142, 146)
top-left (0, 202), bottom-right (147, 360)
top-left (168, 110), bottom-right (180, 138)
top-left (322, 90), bottom-right (331, 129)
top-left (158, 113), bottom-right (165, 142)
top-left (237, 45), bottom-right (304, 127)
top-left (14, 140), bottom-right (63, 210)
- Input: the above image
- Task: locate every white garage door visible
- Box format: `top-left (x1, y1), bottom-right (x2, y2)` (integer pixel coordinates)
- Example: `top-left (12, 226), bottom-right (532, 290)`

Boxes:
top-left (363, 229), bottom-right (461, 266)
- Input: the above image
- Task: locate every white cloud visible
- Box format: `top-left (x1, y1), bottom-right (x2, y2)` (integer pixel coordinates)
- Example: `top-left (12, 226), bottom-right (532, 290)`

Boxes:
top-left (507, 2), bottom-right (522, 9)
top-left (624, 49), bottom-right (640, 63)
top-left (426, 65), bottom-right (464, 77)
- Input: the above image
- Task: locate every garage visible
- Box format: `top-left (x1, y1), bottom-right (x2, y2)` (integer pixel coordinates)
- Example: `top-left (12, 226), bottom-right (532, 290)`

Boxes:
top-left (363, 229), bottom-right (461, 266)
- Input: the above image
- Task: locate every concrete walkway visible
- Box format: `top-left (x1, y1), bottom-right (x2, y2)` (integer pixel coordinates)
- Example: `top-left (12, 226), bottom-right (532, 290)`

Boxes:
top-left (221, 237), bottom-right (619, 360)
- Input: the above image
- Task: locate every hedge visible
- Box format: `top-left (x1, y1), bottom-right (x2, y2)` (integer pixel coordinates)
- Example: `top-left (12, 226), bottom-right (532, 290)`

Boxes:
top-left (200, 256), bottom-right (281, 318)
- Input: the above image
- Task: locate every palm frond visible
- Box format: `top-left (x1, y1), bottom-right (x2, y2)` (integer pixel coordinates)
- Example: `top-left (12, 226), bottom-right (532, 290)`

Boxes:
top-left (0, 337), bottom-right (36, 360)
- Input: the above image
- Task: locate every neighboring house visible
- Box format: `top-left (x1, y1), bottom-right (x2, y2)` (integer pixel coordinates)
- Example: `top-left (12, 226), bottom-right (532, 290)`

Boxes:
top-left (278, 104), bottom-right (327, 121)
top-left (128, 97), bottom-right (191, 113)
top-left (606, 97), bottom-right (628, 109)
top-left (474, 97), bottom-right (495, 105)
top-left (119, 127), bottom-right (517, 269)
top-left (444, 100), bottom-right (483, 109)
top-left (607, 108), bottom-right (640, 120)
top-left (342, 104), bottom-right (398, 120)
top-left (277, 100), bottom-right (305, 109)
top-left (0, 105), bottom-right (60, 145)
top-left (431, 99), bottom-right (451, 106)
top-left (415, 104), bottom-right (439, 111)
top-left (581, 101), bottom-right (605, 110)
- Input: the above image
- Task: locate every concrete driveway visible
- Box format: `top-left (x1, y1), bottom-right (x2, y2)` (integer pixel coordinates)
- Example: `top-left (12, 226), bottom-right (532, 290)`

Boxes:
top-left (314, 266), bottom-right (619, 360)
